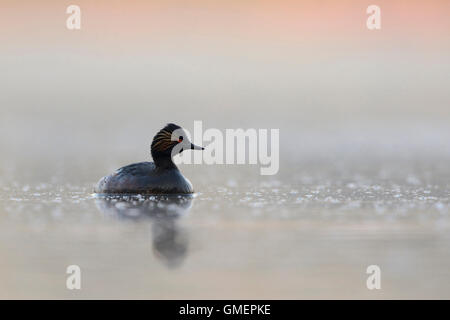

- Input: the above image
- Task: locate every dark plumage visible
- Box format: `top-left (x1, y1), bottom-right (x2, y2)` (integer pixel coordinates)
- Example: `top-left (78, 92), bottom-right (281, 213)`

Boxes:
top-left (95, 123), bottom-right (204, 194)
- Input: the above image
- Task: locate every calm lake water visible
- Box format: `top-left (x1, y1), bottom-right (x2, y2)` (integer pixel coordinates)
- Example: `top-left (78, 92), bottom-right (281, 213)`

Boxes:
top-left (1, 112), bottom-right (449, 298)
top-left (1, 0), bottom-right (449, 299)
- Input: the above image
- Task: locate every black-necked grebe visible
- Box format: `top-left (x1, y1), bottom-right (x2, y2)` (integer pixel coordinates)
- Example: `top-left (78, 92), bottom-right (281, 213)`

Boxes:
top-left (95, 123), bottom-right (204, 194)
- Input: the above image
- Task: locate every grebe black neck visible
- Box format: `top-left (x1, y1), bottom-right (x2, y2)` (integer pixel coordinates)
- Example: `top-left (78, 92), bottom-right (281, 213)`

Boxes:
top-left (150, 123), bottom-right (204, 169)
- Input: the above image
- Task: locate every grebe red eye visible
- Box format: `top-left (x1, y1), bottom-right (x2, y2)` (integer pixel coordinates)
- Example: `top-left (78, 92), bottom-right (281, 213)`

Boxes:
top-left (178, 136), bottom-right (183, 143)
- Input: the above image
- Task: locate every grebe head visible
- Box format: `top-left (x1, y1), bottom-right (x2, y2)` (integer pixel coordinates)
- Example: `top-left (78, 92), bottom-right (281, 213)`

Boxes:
top-left (151, 123), bottom-right (204, 167)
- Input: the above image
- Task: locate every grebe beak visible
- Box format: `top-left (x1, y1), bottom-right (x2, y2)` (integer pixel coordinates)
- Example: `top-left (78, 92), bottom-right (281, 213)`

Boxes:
top-left (190, 143), bottom-right (204, 150)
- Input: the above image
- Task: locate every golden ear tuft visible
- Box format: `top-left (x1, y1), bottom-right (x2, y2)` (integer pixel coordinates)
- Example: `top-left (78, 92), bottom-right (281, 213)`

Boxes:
top-left (151, 129), bottom-right (177, 152)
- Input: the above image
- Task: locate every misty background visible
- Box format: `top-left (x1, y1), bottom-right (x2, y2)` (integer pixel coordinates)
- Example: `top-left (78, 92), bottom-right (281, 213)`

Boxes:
top-left (0, 0), bottom-right (449, 299)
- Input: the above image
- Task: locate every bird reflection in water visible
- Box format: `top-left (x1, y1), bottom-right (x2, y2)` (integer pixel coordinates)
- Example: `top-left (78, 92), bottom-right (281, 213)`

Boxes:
top-left (95, 194), bottom-right (193, 269)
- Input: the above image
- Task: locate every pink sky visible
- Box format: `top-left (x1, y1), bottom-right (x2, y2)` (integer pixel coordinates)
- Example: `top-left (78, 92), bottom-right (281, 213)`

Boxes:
top-left (2, 0), bottom-right (449, 51)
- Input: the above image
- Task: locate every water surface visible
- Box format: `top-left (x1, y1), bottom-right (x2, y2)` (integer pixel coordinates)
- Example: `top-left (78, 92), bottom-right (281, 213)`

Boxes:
top-left (1, 151), bottom-right (449, 299)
